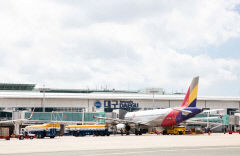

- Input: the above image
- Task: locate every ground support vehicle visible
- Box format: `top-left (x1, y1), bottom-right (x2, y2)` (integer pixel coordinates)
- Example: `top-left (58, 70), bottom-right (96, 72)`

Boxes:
top-left (65, 124), bottom-right (110, 136)
top-left (18, 133), bottom-right (35, 140)
top-left (163, 126), bottom-right (185, 135)
top-left (19, 128), bottom-right (36, 140)
top-left (0, 127), bottom-right (10, 140)
top-left (24, 124), bottom-right (60, 139)
top-left (186, 127), bottom-right (204, 135)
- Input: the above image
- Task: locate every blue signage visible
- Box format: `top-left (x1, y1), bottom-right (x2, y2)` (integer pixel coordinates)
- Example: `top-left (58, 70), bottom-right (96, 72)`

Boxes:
top-left (104, 100), bottom-right (139, 109)
top-left (94, 101), bottom-right (102, 109)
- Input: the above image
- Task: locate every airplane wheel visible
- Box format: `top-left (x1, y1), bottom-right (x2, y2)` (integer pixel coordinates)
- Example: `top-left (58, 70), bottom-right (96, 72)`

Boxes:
top-left (95, 132), bottom-right (99, 136)
top-left (135, 130), bottom-right (139, 135)
top-left (38, 134), bottom-right (44, 139)
top-left (100, 132), bottom-right (104, 136)
top-left (74, 132), bottom-right (79, 137)
top-left (19, 136), bottom-right (24, 140)
top-left (162, 130), bottom-right (167, 135)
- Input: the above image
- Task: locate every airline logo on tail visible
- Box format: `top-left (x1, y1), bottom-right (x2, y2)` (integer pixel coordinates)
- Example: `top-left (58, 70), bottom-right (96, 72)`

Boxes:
top-left (161, 76), bottom-right (201, 127)
top-left (180, 76), bottom-right (199, 108)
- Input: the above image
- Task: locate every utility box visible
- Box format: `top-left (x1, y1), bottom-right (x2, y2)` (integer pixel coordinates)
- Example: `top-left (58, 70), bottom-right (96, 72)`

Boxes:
top-left (229, 115), bottom-right (240, 125)
top-left (235, 116), bottom-right (240, 125)
top-left (229, 116), bottom-right (235, 125)
top-left (234, 114), bottom-right (240, 125)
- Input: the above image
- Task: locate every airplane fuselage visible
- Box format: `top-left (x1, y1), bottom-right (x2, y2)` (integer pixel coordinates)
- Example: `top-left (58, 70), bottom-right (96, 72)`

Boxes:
top-left (125, 107), bottom-right (202, 127)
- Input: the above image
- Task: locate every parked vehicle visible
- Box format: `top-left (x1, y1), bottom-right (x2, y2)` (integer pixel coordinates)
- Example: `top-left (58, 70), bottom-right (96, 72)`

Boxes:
top-left (65, 124), bottom-right (110, 136)
top-left (23, 123), bottom-right (60, 139)
top-left (163, 126), bottom-right (185, 135)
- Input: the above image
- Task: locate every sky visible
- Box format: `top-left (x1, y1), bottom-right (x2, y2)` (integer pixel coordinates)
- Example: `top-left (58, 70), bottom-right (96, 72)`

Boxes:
top-left (0, 0), bottom-right (240, 96)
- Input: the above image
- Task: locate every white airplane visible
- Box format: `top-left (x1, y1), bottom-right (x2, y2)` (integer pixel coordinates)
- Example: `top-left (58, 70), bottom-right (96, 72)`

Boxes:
top-left (94, 76), bottom-right (203, 134)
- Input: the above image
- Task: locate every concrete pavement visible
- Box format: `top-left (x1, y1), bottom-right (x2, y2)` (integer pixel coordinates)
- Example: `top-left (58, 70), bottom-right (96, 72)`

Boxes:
top-left (1, 133), bottom-right (240, 155)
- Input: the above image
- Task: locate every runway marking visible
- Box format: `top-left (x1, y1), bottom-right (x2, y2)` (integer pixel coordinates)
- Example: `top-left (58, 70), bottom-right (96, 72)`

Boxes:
top-left (85, 146), bottom-right (240, 156)
top-left (86, 150), bottom-right (175, 156)
top-left (181, 146), bottom-right (240, 151)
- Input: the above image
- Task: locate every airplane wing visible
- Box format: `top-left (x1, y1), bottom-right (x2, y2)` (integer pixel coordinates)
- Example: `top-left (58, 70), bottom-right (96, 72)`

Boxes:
top-left (202, 109), bottom-right (224, 114)
top-left (185, 120), bottom-right (219, 124)
top-left (173, 108), bottom-right (192, 115)
top-left (188, 116), bottom-right (220, 121)
top-left (93, 115), bottom-right (144, 125)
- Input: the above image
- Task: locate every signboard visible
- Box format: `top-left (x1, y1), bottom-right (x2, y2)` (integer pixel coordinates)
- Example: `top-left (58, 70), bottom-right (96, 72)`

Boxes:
top-left (94, 101), bottom-right (102, 109)
top-left (104, 100), bottom-right (139, 109)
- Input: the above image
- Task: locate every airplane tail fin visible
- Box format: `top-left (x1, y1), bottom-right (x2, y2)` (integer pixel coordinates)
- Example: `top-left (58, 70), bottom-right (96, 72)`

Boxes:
top-left (180, 76), bottom-right (199, 108)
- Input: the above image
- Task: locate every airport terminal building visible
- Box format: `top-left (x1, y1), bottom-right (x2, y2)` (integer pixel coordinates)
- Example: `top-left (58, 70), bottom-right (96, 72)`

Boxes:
top-left (1, 83), bottom-right (240, 133)
top-left (0, 83), bottom-right (240, 115)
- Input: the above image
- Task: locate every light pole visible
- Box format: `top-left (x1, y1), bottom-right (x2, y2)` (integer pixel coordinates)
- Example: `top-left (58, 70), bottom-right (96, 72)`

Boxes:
top-left (40, 85), bottom-right (50, 112)
top-left (43, 84), bottom-right (45, 112)
top-left (82, 108), bottom-right (85, 125)
top-left (149, 88), bottom-right (158, 109)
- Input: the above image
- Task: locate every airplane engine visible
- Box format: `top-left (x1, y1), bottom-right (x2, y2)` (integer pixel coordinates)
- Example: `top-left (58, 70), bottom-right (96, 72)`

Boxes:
top-left (116, 124), bottom-right (131, 135)
top-left (116, 124), bottom-right (125, 130)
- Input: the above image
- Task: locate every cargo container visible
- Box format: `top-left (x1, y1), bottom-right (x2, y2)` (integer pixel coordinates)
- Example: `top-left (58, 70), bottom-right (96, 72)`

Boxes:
top-left (0, 127), bottom-right (10, 140)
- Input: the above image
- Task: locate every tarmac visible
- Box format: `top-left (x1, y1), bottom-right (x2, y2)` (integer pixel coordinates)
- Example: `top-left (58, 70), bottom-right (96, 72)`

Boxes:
top-left (1, 133), bottom-right (240, 156)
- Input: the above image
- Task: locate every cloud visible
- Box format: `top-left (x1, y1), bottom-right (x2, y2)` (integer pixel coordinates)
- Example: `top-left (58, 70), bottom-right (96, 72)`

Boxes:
top-left (0, 0), bottom-right (240, 96)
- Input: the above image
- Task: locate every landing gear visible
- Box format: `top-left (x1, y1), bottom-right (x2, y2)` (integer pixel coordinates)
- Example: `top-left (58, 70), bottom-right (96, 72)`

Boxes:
top-left (125, 124), bottom-right (131, 135)
top-left (162, 130), bottom-right (167, 135)
top-left (135, 129), bottom-right (142, 135)
top-left (178, 131), bottom-right (183, 135)
top-left (50, 136), bottom-right (55, 139)
top-left (94, 132), bottom-right (99, 136)
top-left (134, 124), bottom-right (143, 136)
